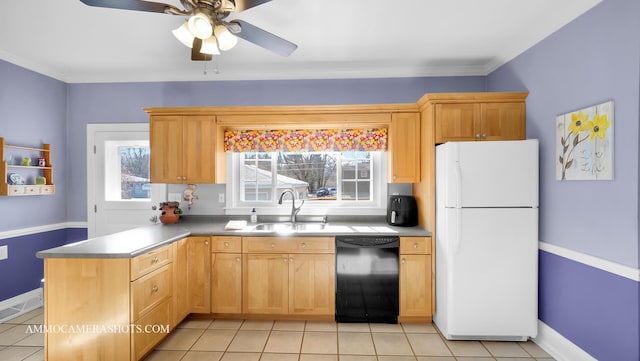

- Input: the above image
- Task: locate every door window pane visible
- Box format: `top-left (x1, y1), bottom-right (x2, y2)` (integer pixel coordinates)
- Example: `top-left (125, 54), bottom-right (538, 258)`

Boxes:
top-left (105, 141), bottom-right (150, 201)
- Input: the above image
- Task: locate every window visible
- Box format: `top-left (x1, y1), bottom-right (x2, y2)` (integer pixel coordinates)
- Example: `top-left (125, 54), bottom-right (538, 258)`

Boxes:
top-left (230, 151), bottom-right (386, 213)
top-left (105, 141), bottom-right (150, 201)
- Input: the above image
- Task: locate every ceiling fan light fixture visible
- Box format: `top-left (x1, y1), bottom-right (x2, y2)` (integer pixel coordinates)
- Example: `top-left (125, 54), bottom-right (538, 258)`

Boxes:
top-left (214, 25), bottom-right (238, 51)
top-left (187, 12), bottom-right (213, 39)
top-left (172, 21), bottom-right (195, 48)
top-left (200, 36), bottom-right (220, 55)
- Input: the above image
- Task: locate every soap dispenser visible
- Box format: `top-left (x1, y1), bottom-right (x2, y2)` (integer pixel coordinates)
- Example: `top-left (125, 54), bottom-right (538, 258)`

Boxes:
top-left (250, 208), bottom-right (258, 223)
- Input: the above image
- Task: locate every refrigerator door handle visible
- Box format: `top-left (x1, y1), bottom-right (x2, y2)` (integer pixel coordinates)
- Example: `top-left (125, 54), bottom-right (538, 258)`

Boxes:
top-left (454, 208), bottom-right (462, 254)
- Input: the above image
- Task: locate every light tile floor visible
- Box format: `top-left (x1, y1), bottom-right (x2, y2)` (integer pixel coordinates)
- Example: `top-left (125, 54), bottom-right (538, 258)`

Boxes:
top-left (0, 308), bottom-right (555, 361)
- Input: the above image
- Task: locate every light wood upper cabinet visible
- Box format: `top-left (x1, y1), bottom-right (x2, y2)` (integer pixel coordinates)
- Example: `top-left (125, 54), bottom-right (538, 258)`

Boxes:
top-left (388, 112), bottom-right (420, 183)
top-left (480, 102), bottom-right (526, 141)
top-left (434, 103), bottom-right (479, 142)
top-left (422, 92), bottom-right (528, 144)
top-left (150, 115), bottom-right (216, 183)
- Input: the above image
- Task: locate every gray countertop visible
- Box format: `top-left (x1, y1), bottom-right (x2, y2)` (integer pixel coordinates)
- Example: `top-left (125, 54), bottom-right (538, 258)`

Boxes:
top-left (37, 216), bottom-right (430, 259)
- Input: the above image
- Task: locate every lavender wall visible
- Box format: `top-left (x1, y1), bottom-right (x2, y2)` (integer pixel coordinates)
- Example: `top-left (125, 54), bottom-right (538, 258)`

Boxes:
top-left (66, 76), bottom-right (486, 221)
top-left (539, 251), bottom-right (638, 361)
top-left (0, 228), bottom-right (86, 300)
top-left (0, 61), bottom-right (69, 231)
top-left (487, 1), bottom-right (640, 360)
top-left (0, 60), bottom-right (72, 300)
top-left (487, 0), bottom-right (640, 268)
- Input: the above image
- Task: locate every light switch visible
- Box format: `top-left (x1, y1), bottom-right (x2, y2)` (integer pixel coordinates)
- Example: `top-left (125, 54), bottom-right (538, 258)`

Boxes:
top-left (0, 245), bottom-right (7, 260)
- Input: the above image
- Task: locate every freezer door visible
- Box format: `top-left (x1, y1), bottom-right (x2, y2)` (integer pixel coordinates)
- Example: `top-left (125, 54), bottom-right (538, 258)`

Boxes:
top-left (438, 208), bottom-right (538, 339)
top-left (437, 140), bottom-right (539, 208)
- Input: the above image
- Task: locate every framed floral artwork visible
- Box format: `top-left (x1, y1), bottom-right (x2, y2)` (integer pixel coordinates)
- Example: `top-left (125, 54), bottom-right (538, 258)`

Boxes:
top-left (556, 101), bottom-right (613, 180)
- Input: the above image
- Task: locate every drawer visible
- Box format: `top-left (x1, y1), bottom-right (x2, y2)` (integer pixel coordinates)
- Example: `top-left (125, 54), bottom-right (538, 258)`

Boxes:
top-left (131, 264), bottom-right (173, 321)
top-left (211, 236), bottom-right (242, 253)
top-left (131, 244), bottom-right (173, 281)
top-left (25, 186), bottom-right (40, 195)
top-left (40, 185), bottom-right (55, 194)
top-left (243, 237), bottom-right (334, 254)
top-left (132, 298), bottom-right (172, 361)
top-left (400, 237), bottom-right (432, 255)
top-left (7, 185), bottom-right (25, 195)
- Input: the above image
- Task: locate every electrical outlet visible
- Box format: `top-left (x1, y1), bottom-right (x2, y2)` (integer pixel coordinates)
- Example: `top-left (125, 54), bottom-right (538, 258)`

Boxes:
top-left (218, 193), bottom-right (225, 203)
top-left (168, 193), bottom-right (181, 202)
top-left (0, 245), bottom-right (8, 261)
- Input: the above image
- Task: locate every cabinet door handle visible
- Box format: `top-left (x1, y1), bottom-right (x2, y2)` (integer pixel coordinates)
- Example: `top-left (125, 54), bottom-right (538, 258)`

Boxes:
top-left (152, 256), bottom-right (159, 263)
top-left (283, 257), bottom-right (288, 263)
top-left (224, 242), bottom-right (230, 247)
top-left (205, 240), bottom-right (209, 245)
top-left (413, 243), bottom-right (419, 249)
top-left (271, 243), bottom-right (276, 248)
top-left (482, 133), bottom-right (488, 139)
top-left (176, 176), bottom-right (181, 180)
top-left (300, 243), bottom-right (306, 248)
top-left (475, 133), bottom-right (481, 139)
top-left (235, 257), bottom-right (241, 263)
top-left (401, 258), bottom-right (406, 264)
top-left (152, 285), bottom-right (159, 293)
top-left (289, 257), bottom-right (294, 263)
top-left (182, 176), bottom-right (187, 180)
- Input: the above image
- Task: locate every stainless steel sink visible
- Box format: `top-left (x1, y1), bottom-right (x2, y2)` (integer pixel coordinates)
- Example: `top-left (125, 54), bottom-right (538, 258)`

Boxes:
top-left (250, 222), bottom-right (327, 232)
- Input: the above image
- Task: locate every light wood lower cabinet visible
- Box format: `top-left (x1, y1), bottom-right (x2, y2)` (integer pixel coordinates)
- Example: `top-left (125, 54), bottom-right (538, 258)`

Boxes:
top-left (211, 236), bottom-right (243, 314)
top-left (130, 245), bottom-right (174, 360)
top-left (242, 237), bottom-right (335, 317)
top-left (173, 237), bottom-right (189, 326)
top-left (43, 243), bottom-right (175, 361)
top-left (289, 253), bottom-right (335, 315)
top-left (186, 236), bottom-right (211, 313)
top-left (399, 237), bottom-right (433, 322)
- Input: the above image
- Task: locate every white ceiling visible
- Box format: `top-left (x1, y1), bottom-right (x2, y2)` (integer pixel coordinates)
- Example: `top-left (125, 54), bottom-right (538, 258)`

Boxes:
top-left (0, 0), bottom-right (601, 83)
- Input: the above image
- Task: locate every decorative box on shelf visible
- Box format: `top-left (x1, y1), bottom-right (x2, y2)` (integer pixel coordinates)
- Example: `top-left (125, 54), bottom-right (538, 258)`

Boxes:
top-left (1, 137), bottom-right (55, 196)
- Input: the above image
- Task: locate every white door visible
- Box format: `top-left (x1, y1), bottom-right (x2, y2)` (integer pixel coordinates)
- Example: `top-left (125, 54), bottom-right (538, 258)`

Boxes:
top-left (87, 124), bottom-right (166, 238)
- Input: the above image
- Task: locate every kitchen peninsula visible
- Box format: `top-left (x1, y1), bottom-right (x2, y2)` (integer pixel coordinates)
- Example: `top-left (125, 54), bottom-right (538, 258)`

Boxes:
top-left (37, 217), bottom-right (431, 361)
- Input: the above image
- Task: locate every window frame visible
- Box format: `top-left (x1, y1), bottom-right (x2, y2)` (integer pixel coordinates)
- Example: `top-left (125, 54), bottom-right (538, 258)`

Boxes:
top-left (226, 151), bottom-right (387, 216)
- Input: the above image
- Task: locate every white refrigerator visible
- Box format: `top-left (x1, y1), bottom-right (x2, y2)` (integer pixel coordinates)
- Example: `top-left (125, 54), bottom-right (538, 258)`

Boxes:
top-left (433, 139), bottom-right (539, 341)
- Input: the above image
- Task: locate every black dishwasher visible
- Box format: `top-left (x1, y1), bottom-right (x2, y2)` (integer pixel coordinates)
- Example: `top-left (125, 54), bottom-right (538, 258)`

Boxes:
top-left (335, 236), bottom-right (399, 323)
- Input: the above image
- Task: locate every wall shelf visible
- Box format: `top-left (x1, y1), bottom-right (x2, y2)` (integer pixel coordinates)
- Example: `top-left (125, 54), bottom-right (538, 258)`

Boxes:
top-left (1, 137), bottom-right (55, 196)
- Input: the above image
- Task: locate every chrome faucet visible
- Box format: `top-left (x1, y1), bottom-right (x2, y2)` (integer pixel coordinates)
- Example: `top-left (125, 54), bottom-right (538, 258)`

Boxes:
top-left (278, 189), bottom-right (304, 223)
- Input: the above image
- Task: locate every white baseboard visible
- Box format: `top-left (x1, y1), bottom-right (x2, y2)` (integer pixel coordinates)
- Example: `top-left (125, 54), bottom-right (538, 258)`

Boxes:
top-left (534, 320), bottom-right (597, 361)
top-left (0, 288), bottom-right (43, 323)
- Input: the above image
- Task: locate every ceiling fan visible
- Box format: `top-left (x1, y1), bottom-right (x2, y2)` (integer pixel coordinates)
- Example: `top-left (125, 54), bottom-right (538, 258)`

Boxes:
top-left (79, 0), bottom-right (297, 60)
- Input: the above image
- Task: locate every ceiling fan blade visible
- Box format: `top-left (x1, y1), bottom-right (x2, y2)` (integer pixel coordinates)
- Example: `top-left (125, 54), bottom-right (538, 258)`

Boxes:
top-left (79, 0), bottom-right (177, 14)
top-left (230, 0), bottom-right (273, 12)
top-left (229, 20), bottom-right (297, 57)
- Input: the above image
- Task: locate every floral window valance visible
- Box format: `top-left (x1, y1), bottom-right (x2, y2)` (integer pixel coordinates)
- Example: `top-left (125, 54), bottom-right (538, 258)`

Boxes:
top-left (224, 128), bottom-right (387, 152)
